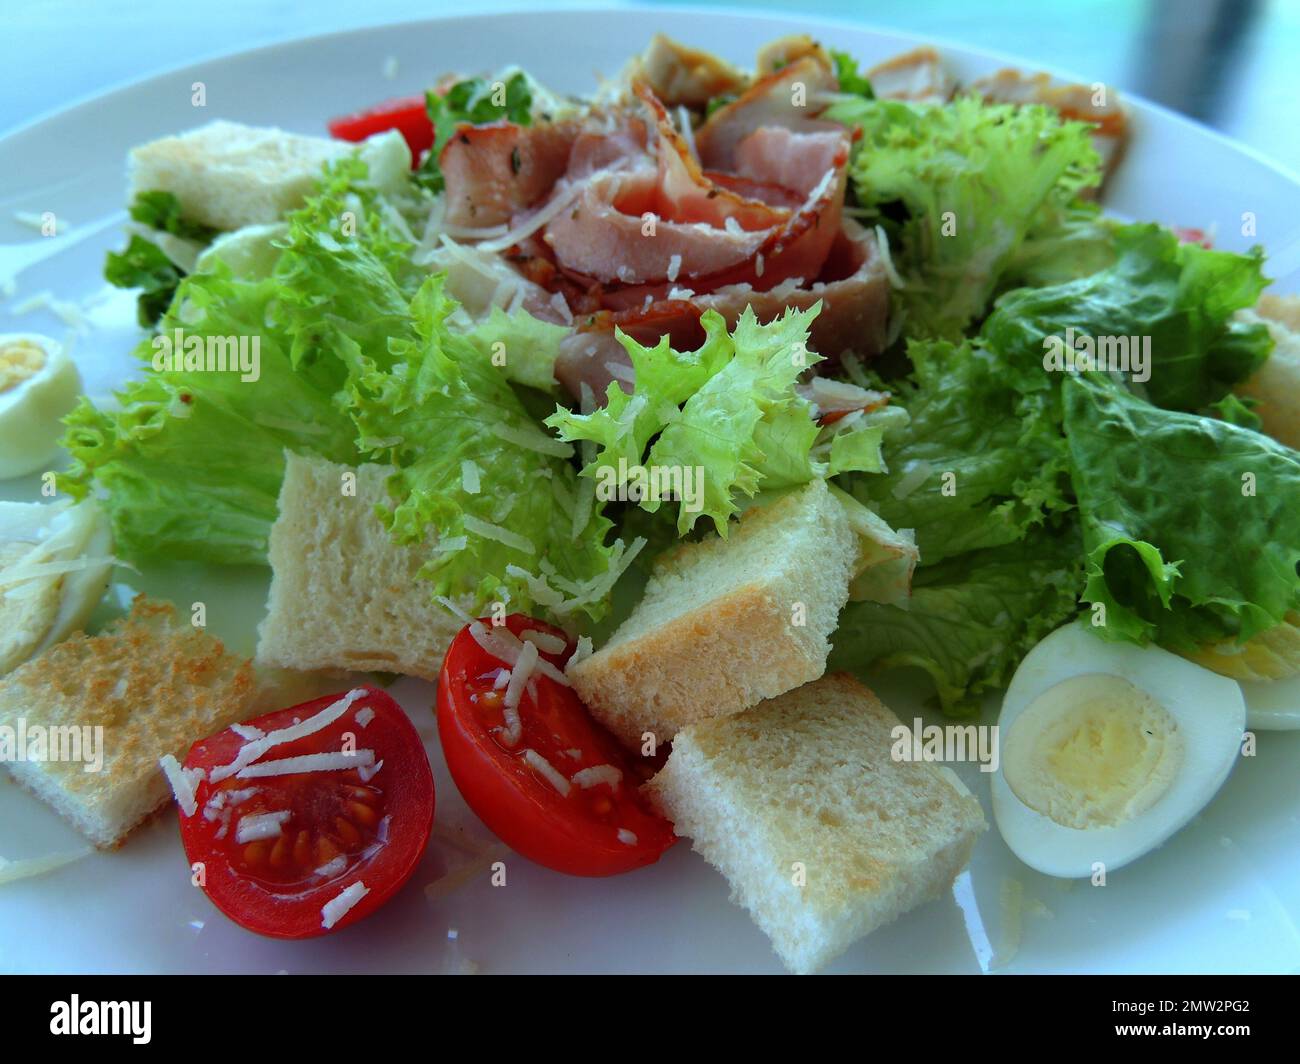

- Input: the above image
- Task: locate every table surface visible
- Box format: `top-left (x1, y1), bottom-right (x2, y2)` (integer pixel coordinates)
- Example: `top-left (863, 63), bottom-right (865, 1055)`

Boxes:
top-left (4, 0), bottom-right (1298, 174)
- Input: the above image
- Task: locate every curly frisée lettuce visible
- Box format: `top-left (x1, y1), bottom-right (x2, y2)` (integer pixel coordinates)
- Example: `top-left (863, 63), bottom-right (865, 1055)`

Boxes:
top-left (62, 154), bottom-right (409, 563)
top-left (346, 276), bottom-right (630, 617)
top-left (824, 94), bottom-right (1102, 339)
top-left (1063, 374), bottom-right (1300, 652)
top-left (546, 305), bottom-right (890, 534)
top-left (62, 152), bottom-right (631, 620)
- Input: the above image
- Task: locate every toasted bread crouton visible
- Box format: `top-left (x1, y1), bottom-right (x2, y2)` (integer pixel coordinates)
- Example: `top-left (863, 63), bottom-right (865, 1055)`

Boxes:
top-left (128, 120), bottom-right (346, 231)
top-left (569, 478), bottom-right (856, 747)
top-left (1236, 294), bottom-right (1300, 448)
top-left (256, 452), bottom-right (473, 680)
top-left (644, 674), bottom-right (987, 974)
top-left (0, 597), bottom-right (259, 848)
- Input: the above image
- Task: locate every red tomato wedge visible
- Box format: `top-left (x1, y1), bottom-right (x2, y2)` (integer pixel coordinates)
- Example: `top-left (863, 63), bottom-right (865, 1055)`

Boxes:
top-left (327, 96), bottom-right (433, 164)
top-left (179, 686), bottom-right (434, 939)
top-left (437, 614), bottom-right (676, 876)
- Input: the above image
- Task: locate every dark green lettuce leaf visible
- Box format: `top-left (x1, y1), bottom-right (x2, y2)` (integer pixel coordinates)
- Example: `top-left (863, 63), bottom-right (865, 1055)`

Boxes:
top-left (1063, 374), bottom-right (1300, 649)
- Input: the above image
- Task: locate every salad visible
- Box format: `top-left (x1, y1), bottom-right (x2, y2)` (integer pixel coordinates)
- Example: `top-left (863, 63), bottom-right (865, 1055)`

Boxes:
top-left (3, 30), bottom-right (1298, 971)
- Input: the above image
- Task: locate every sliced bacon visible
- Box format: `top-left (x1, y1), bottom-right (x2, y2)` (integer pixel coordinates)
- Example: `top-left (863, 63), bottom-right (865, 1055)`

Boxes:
top-left (634, 33), bottom-right (750, 108)
top-left (867, 46), bottom-right (955, 104)
top-left (440, 120), bottom-right (579, 227)
top-left (435, 44), bottom-right (892, 402)
top-left (544, 112), bottom-right (848, 298)
top-left (542, 168), bottom-right (770, 285)
top-left (553, 222), bottom-right (891, 401)
top-left (631, 81), bottom-right (785, 231)
top-left (694, 56), bottom-right (842, 171)
top-left (696, 220), bottom-right (890, 359)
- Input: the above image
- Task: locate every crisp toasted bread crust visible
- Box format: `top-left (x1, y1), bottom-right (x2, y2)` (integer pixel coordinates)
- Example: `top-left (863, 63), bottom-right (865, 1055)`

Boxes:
top-left (644, 673), bottom-right (987, 974)
top-left (0, 597), bottom-right (258, 848)
top-left (570, 479), bottom-right (856, 746)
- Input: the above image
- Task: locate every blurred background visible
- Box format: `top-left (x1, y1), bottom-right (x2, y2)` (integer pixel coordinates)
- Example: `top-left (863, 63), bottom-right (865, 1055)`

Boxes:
top-left (4, 0), bottom-right (1297, 173)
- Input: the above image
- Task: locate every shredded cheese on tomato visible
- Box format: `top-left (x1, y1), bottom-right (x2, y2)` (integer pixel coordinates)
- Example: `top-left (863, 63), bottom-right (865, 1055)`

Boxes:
top-left (523, 749), bottom-right (571, 796)
top-left (572, 764), bottom-right (622, 789)
top-left (520, 628), bottom-right (566, 656)
top-left (159, 755), bottom-right (200, 817)
top-left (321, 881), bottom-right (369, 929)
top-left (235, 810), bottom-right (292, 844)
top-left (210, 689), bottom-right (367, 782)
top-left (235, 749), bottom-right (375, 779)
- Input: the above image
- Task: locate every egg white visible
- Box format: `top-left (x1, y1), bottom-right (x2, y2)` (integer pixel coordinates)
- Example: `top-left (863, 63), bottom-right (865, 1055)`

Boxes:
top-left (0, 333), bottom-right (82, 480)
top-left (991, 621), bottom-right (1246, 878)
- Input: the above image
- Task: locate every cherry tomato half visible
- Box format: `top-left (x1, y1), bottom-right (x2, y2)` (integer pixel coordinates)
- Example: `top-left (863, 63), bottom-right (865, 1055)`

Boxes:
top-left (327, 96), bottom-right (433, 165)
top-left (180, 686), bottom-right (434, 939)
top-left (437, 614), bottom-right (676, 877)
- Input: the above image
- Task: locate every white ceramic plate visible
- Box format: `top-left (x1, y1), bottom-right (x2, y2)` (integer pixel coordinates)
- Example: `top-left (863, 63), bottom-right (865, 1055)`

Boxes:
top-left (2, 8), bottom-right (1299, 975)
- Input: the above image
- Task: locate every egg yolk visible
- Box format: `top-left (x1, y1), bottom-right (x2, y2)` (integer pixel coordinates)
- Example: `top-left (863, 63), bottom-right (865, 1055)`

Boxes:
top-left (0, 340), bottom-right (47, 394)
top-left (1003, 673), bottom-right (1184, 830)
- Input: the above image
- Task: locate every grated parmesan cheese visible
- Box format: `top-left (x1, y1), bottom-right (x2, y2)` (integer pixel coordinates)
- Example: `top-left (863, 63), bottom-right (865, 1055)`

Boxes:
top-left (0, 848), bottom-right (91, 885)
top-left (460, 459), bottom-right (481, 495)
top-left (209, 689), bottom-right (366, 782)
top-left (572, 765), bottom-right (622, 789)
top-left (874, 225), bottom-right (905, 290)
top-left (321, 881), bottom-right (370, 929)
top-left (523, 749), bottom-right (570, 796)
top-left (159, 755), bottom-right (200, 817)
top-left (463, 515), bottom-right (536, 554)
top-left (565, 635), bottom-right (594, 672)
top-left (520, 628), bottom-right (567, 656)
top-left (504, 638), bottom-right (538, 711)
top-left (315, 856), bottom-right (348, 877)
top-left (235, 810), bottom-right (292, 844)
top-left (236, 750), bottom-right (375, 779)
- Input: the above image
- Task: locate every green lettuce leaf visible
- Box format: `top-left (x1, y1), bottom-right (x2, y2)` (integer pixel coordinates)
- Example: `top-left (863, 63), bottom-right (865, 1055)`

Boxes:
top-left (830, 524), bottom-right (1083, 715)
top-left (63, 154), bottom-right (406, 563)
top-left (548, 306), bottom-right (848, 534)
top-left (104, 235), bottom-right (184, 328)
top-left (128, 190), bottom-right (220, 244)
top-left (983, 223), bottom-right (1273, 412)
top-left (461, 305), bottom-right (573, 394)
top-left (846, 338), bottom-right (1072, 564)
top-left (1001, 201), bottom-right (1118, 291)
top-left (824, 94), bottom-right (1101, 338)
top-left (345, 275), bottom-right (624, 617)
top-left (1063, 374), bottom-right (1300, 650)
top-left (830, 50), bottom-right (875, 99)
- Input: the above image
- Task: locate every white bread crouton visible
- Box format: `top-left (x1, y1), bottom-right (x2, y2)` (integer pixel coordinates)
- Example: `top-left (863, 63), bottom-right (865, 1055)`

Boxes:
top-left (644, 673), bottom-right (987, 974)
top-left (128, 120), bottom-right (346, 231)
top-left (569, 478), bottom-right (856, 747)
top-left (256, 452), bottom-right (472, 680)
top-left (0, 597), bottom-right (259, 848)
top-left (1236, 294), bottom-right (1300, 449)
